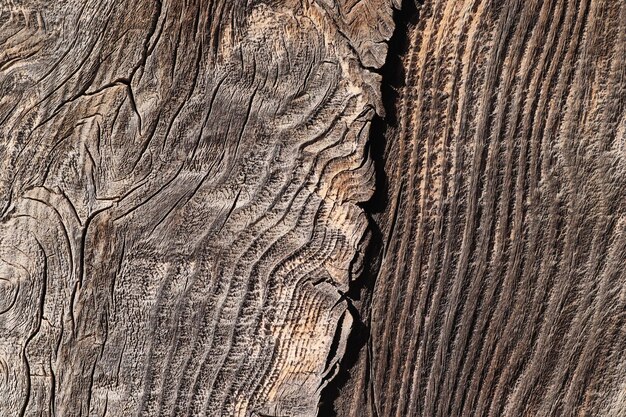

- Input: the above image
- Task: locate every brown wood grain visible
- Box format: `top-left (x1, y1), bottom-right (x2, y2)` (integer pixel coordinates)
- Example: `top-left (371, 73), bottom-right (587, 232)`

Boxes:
top-left (334, 0), bottom-right (626, 416)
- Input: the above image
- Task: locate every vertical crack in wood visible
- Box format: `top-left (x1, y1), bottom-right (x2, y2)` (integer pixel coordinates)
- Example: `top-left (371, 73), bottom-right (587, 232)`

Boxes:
top-left (317, 1), bottom-right (422, 416)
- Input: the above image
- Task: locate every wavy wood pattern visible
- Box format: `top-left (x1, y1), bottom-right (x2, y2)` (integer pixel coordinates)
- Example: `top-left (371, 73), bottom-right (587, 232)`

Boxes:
top-left (0, 1), bottom-right (399, 416)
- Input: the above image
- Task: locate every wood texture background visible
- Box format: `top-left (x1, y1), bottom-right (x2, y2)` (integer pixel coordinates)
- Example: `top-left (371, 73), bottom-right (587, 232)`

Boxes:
top-left (1, 0), bottom-right (625, 416)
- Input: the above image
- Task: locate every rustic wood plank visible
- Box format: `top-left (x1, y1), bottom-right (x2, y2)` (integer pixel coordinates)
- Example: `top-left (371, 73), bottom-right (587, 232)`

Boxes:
top-left (0, 1), bottom-right (399, 416)
top-left (332, 0), bottom-right (626, 416)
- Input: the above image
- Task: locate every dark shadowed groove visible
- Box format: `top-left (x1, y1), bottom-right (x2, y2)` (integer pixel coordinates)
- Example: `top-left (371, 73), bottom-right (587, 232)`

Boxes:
top-left (317, 2), bottom-right (422, 416)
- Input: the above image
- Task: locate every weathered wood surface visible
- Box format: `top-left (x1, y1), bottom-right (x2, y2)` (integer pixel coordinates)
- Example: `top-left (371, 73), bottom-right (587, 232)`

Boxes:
top-left (334, 0), bottom-right (626, 416)
top-left (0, 1), bottom-right (400, 416)
top-left (2, 0), bottom-right (626, 416)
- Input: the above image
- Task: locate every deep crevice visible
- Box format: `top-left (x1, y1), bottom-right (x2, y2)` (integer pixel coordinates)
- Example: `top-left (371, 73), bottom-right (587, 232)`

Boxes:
top-left (317, 1), bottom-right (422, 416)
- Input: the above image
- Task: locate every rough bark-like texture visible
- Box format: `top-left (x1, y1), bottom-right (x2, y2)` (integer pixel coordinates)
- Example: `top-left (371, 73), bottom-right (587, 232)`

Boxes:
top-left (0, 1), bottom-right (399, 416)
top-left (338, 1), bottom-right (626, 416)
top-left (2, 0), bottom-right (626, 416)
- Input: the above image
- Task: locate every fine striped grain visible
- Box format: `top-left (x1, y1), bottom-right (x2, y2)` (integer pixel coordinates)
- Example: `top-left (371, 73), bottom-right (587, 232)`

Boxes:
top-left (332, 0), bottom-right (626, 416)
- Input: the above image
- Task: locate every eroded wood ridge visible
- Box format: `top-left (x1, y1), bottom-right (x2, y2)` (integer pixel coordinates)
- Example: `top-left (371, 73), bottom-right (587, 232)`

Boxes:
top-left (357, 0), bottom-right (626, 416)
top-left (0, 1), bottom-right (399, 416)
